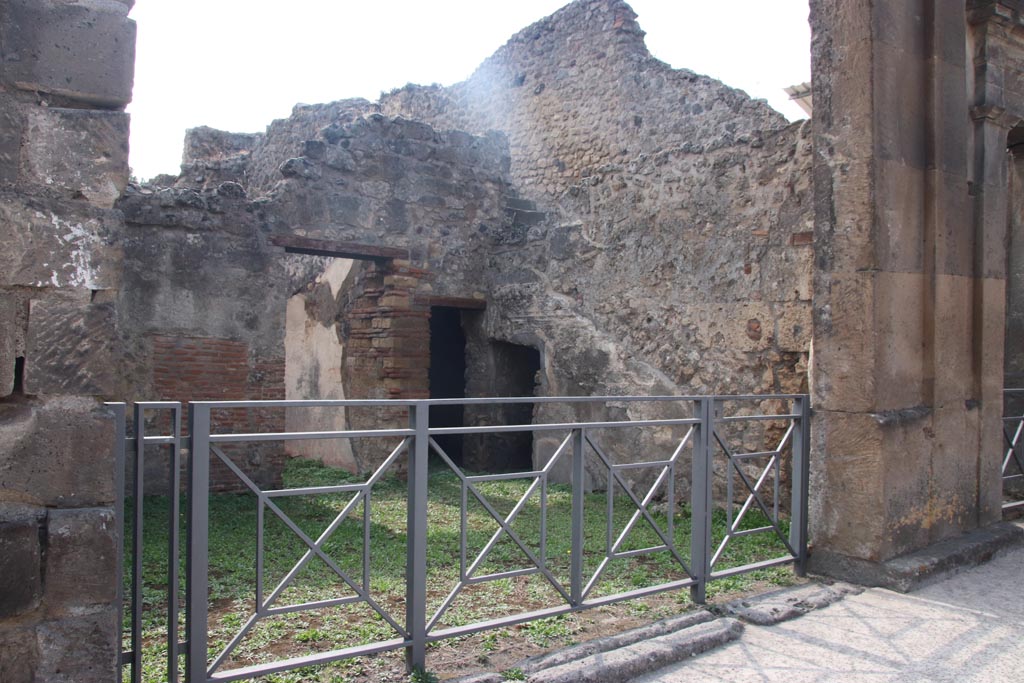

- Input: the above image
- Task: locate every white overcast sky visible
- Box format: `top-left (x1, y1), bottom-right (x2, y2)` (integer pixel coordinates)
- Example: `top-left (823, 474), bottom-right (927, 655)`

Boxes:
top-left (126, 0), bottom-right (811, 181)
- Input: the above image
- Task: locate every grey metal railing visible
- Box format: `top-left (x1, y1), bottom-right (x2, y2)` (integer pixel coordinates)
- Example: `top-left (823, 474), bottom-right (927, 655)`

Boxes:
top-left (1003, 389), bottom-right (1024, 512)
top-left (108, 401), bottom-right (185, 683)
top-left (110, 394), bottom-right (810, 683)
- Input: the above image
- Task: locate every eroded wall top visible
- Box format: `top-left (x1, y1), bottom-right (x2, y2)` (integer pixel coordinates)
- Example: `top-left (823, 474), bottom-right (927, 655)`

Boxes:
top-left (379, 0), bottom-right (790, 198)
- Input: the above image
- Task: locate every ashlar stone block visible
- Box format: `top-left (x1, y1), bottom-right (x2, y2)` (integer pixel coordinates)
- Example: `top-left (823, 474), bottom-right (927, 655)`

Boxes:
top-left (0, 626), bottom-right (37, 683)
top-left (24, 300), bottom-right (119, 396)
top-left (931, 273), bottom-right (975, 402)
top-left (811, 272), bottom-right (878, 413)
top-left (924, 403), bottom-right (980, 542)
top-left (0, 397), bottom-right (116, 507)
top-left (0, 0), bottom-right (136, 108)
top-left (809, 409), bottom-right (886, 560)
top-left (878, 417), bottom-right (936, 558)
top-left (0, 195), bottom-right (122, 290)
top-left (0, 96), bottom-right (24, 186)
top-left (35, 610), bottom-right (118, 683)
top-left (43, 508), bottom-right (117, 615)
top-left (873, 271), bottom-right (926, 411)
top-left (0, 504), bottom-right (45, 618)
top-left (773, 301), bottom-right (813, 352)
top-left (0, 293), bottom-right (22, 397)
top-left (874, 158), bottom-right (925, 274)
top-left (23, 108), bottom-right (130, 208)
top-left (874, 43), bottom-right (928, 169)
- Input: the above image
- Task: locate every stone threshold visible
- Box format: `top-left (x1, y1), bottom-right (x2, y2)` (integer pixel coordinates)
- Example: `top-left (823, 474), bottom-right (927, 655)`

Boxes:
top-left (452, 582), bottom-right (865, 683)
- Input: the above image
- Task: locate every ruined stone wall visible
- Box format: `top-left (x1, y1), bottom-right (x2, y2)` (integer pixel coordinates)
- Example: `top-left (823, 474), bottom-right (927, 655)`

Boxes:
top-left (0, 1), bottom-right (135, 680)
top-left (150, 0), bottom-right (815, 484)
top-left (122, 113), bottom-right (511, 475)
top-left (157, 125), bottom-right (266, 190)
top-left (116, 184), bottom-right (294, 491)
top-left (477, 121), bottom-right (813, 489)
top-left (528, 123), bottom-right (813, 398)
top-left (257, 114), bottom-right (511, 293)
top-left (379, 0), bottom-right (789, 199)
top-left (248, 113), bottom-right (510, 470)
top-left (245, 99), bottom-right (374, 197)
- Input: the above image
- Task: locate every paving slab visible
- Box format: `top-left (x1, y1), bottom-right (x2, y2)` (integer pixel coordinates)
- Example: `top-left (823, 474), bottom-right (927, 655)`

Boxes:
top-left (720, 582), bottom-right (863, 625)
top-left (635, 543), bottom-right (1024, 682)
top-left (519, 610), bottom-right (715, 674)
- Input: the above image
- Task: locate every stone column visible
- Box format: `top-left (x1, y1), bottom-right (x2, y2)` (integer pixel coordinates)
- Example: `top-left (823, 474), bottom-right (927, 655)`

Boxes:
top-left (808, 0), bottom-right (1006, 576)
top-left (970, 105), bottom-right (1015, 521)
top-left (0, 1), bottom-right (135, 681)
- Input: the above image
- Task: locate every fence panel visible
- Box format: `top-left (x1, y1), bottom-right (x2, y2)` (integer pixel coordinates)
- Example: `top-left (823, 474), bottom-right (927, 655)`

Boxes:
top-left (113, 395), bottom-right (810, 682)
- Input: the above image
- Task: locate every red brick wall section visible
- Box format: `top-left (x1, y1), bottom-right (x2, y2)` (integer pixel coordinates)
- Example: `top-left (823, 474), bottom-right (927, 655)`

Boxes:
top-left (151, 335), bottom-right (286, 492)
top-left (340, 260), bottom-right (433, 475)
top-left (343, 260), bottom-right (432, 400)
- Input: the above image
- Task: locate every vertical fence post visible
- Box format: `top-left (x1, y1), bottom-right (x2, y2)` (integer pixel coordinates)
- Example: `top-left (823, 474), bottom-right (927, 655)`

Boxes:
top-left (168, 404), bottom-right (182, 683)
top-left (186, 404), bottom-right (210, 683)
top-left (405, 402), bottom-right (429, 672)
top-left (690, 398), bottom-right (712, 604)
top-left (790, 396), bottom-right (811, 576)
top-left (569, 428), bottom-right (586, 606)
top-left (107, 403), bottom-right (127, 683)
top-left (131, 404), bottom-right (145, 683)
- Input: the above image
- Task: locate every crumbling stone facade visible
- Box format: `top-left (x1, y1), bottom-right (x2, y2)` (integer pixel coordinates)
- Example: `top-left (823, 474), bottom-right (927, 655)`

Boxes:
top-left (378, 1), bottom-right (789, 199)
top-left (116, 0), bottom-right (813, 491)
top-left (119, 111), bottom-right (513, 478)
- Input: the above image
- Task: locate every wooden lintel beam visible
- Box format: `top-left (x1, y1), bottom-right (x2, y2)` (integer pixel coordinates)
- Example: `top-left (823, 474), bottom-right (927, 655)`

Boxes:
top-left (414, 295), bottom-right (487, 310)
top-left (270, 234), bottom-right (409, 261)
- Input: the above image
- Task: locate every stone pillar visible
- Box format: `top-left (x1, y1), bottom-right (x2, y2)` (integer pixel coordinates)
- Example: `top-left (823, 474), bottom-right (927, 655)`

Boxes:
top-left (0, 1), bottom-right (135, 681)
top-left (808, 0), bottom-right (1007, 575)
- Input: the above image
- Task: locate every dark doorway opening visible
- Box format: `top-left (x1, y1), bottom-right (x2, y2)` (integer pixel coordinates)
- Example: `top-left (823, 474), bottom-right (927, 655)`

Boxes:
top-left (462, 340), bottom-right (542, 473)
top-left (11, 356), bottom-right (24, 396)
top-left (492, 341), bottom-right (541, 471)
top-left (429, 306), bottom-right (467, 465)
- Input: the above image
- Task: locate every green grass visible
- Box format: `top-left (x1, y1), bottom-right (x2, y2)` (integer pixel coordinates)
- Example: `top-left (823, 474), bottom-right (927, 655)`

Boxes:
top-left (124, 457), bottom-right (795, 681)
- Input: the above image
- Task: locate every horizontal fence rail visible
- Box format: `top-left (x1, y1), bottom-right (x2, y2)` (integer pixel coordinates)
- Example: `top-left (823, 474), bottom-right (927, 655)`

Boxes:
top-left (1004, 389), bottom-right (1024, 512)
top-left (111, 395), bottom-right (810, 682)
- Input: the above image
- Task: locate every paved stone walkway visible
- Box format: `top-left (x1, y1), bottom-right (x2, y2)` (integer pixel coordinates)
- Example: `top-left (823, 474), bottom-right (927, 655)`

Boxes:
top-left (637, 544), bottom-right (1024, 682)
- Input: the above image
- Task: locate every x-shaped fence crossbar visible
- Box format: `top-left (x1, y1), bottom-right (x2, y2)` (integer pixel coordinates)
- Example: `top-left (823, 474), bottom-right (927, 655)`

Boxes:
top-left (425, 425), bottom-right (698, 635)
top-left (709, 420), bottom-right (798, 570)
top-left (1003, 419), bottom-right (1024, 479)
top-left (204, 439), bottom-right (410, 676)
top-left (1003, 389), bottom-right (1024, 511)
top-left (112, 395), bottom-right (809, 683)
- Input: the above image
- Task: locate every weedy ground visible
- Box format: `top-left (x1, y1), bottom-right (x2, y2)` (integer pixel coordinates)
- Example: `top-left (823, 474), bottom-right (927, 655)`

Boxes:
top-left (125, 458), bottom-right (798, 682)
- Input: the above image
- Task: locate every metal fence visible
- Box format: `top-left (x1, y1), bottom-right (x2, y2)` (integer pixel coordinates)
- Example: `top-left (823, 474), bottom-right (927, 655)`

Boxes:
top-left (1004, 389), bottom-right (1024, 512)
top-left (109, 394), bottom-right (810, 683)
